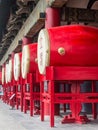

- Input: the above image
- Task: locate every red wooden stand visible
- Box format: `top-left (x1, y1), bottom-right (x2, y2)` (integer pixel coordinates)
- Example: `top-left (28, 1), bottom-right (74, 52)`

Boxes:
top-left (16, 77), bottom-right (23, 111)
top-left (2, 80), bottom-right (16, 108)
top-left (2, 84), bottom-right (8, 103)
top-left (23, 72), bottom-right (40, 116)
top-left (3, 83), bottom-right (10, 104)
top-left (9, 80), bottom-right (16, 108)
top-left (7, 84), bottom-right (11, 104)
top-left (40, 66), bottom-right (98, 127)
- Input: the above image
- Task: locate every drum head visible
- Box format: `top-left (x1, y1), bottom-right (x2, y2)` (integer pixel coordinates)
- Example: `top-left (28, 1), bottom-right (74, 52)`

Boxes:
top-left (14, 53), bottom-right (21, 81)
top-left (8, 59), bottom-right (13, 82)
top-left (37, 29), bottom-right (50, 74)
top-left (5, 63), bottom-right (9, 84)
top-left (2, 67), bottom-right (4, 84)
top-left (21, 45), bottom-right (30, 79)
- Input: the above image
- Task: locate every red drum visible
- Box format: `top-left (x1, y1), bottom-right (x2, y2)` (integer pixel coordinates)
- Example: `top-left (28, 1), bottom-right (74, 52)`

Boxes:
top-left (14, 52), bottom-right (22, 81)
top-left (2, 65), bottom-right (5, 84)
top-left (37, 25), bottom-right (98, 74)
top-left (21, 43), bottom-right (37, 79)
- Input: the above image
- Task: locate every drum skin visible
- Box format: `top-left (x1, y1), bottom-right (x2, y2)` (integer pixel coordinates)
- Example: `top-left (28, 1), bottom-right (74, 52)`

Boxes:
top-left (2, 65), bottom-right (5, 84)
top-left (14, 52), bottom-right (22, 81)
top-left (21, 43), bottom-right (37, 79)
top-left (8, 53), bottom-right (14, 82)
top-left (0, 71), bottom-right (2, 84)
top-left (37, 25), bottom-right (98, 74)
top-left (5, 63), bottom-right (9, 84)
top-left (8, 58), bottom-right (13, 82)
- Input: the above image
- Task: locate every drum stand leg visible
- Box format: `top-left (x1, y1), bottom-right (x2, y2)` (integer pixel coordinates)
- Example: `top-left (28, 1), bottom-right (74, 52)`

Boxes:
top-left (61, 81), bottom-right (90, 124)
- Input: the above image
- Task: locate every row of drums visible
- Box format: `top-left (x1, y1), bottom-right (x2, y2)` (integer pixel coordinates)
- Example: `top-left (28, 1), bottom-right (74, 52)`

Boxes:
top-left (1, 24), bottom-right (98, 84)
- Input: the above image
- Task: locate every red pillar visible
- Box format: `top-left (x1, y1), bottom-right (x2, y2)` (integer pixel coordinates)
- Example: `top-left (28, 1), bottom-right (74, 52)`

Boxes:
top-left (22, 37), bottom-right (32, 45)
top-left (44, 7), bottom-right (60, 116)
top-left (45, 7), bottom-right (60, 28)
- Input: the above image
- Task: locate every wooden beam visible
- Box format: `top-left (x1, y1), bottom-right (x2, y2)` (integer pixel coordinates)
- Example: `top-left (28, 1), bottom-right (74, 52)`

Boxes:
top-left (0, 0), bottom-right (67, 65)
top-left (48, 0), bottom-right (68, 7)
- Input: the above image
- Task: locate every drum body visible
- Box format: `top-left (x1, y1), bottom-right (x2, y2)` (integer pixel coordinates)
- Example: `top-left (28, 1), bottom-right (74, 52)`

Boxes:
top-left (37, 25), bottom-right (98, 74)
top-left (21, 43), bottom-right (37, 79)
top-left (14, 52), bottom-right (22, 81)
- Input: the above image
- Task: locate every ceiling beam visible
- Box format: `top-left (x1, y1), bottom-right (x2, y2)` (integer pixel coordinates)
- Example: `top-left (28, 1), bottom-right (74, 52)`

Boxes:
top-left (0, 0), bottom-right (68, 65)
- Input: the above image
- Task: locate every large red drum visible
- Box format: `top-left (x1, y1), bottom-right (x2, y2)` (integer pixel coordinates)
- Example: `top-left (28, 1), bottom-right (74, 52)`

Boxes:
top-left (37, 25), bottom-right (98, 74)
top-left (14, 52), bottom-right (22, 81)
top-left (21, 43), bottom-right (37, 79)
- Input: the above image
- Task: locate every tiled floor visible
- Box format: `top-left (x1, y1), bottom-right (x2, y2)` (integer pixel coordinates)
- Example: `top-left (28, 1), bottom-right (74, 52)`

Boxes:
top-left (0, 100), bottom-right (98, 130)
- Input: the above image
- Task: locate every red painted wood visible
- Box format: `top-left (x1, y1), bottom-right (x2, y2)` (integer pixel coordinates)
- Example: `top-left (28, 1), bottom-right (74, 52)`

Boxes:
top-left (45, 7), bottom-right (60, 28)
top-left (22, 37), bottom-right (32, 46)
top-left (47, 25), bottom-right (98, 66)
top-left (40, 66), bottom-right (98, 126)
top-left (46, 66), bottom-right (98, 80)
top-left (23, 73), bottom-right (40, 116)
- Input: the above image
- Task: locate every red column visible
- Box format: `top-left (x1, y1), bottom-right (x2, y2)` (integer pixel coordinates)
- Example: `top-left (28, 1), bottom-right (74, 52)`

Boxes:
top-left (45, 7), bottom-right (60, 28)
top-left (22, 37), bottom-right (32, 46)
top-left (44, 7), bottom-right (60, 116)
